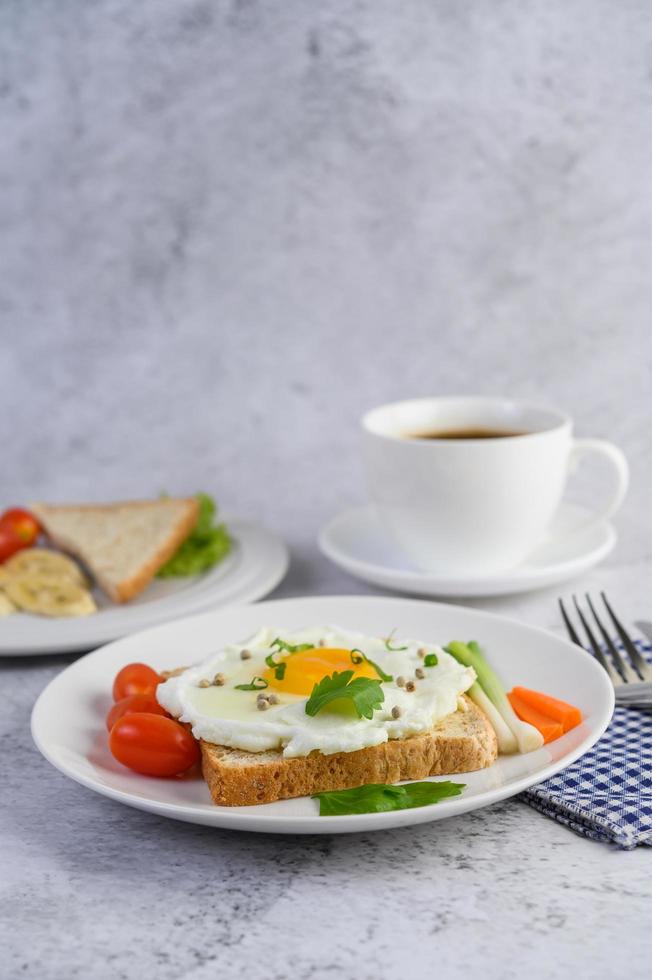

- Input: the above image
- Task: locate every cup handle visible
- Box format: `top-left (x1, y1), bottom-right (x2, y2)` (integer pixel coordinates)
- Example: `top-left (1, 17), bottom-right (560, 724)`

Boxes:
top-left (565, 438), bottom-right (629, 532)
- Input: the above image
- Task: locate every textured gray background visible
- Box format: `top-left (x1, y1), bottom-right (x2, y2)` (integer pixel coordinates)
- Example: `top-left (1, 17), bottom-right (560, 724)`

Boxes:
top-left (2, 2), bottom-right (652, 978)
top-left (2, 0), bottom-right (652, 553)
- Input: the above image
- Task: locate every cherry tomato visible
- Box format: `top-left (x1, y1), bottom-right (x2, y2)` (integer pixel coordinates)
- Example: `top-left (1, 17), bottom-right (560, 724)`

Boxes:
top-left (0, 507), bottom-right (41, 563)
top-left (109, 713), bottom-right (200, 776)
top-left (112, 662), bottom-right (161, 702)
top-left (106, 693), bottom-right (169, 732)
top-left (0, 525), bottom-right (23, 563)
top-left (1, 507), bottom-right (41, 544)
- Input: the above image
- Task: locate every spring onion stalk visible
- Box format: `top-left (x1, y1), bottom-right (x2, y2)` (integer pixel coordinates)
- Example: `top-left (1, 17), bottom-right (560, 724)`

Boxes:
top-left (466, 681), bottom-right (518, 754)
top-left (446, 641), bottom-right (544, 754)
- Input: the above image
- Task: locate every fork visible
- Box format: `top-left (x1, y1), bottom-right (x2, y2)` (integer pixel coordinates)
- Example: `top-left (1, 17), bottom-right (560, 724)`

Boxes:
top-left (559, 592), bottom-right (652, 705)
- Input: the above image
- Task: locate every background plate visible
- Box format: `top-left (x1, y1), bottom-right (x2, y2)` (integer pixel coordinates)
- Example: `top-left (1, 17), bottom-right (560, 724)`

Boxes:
top-left (31, 594), bottom-right (614, 833)
top-left (2, 518), bottom-right (288, 655)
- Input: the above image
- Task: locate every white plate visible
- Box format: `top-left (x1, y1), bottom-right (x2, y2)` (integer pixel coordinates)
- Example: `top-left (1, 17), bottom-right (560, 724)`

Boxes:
top-left (3, 519), bottom-right (288, 656)
top-left (31, 594), bottom-right (613, 834)
top-left (319, 503), bottom-right (616, 597)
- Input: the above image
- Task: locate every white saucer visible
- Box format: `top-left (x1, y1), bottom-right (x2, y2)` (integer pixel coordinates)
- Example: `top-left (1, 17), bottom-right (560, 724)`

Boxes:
top-left (1, 518), bottom-right (289, 656)
top-left (319, 503), bottom-right (616, 598)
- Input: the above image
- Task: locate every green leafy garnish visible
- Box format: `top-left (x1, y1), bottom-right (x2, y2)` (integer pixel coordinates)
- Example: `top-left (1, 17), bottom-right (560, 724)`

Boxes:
top-left (270, 638), bottom-right (314, 654)
top-left (350, 648), bottom-right (393, 683)
top-left (234, 676), bottom-right (268, 691)
top-left (157, 493), bottom-right (231, 578)
top-left (313, 780), bottom-right (465, 816)
top-left (264, 652), bottom-right (287, 681)
top-left (424, 653), bottom-right (438, 667)
top-left (384, 630), bottom-right (408, 652)
top-left (305, 670), bottom-right (384, 720)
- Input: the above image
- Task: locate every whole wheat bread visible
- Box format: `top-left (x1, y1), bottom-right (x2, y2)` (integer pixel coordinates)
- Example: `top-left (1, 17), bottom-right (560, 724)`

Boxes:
top-left (199, 695), bottom-right (497, 806)
top-left (30, 498), bottom-right (199, 603)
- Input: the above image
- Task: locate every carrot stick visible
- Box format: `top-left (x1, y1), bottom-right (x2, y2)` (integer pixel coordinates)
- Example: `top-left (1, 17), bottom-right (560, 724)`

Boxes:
top-left (510, 687), bottom-right (583, 733)
top-left (507, 692), bottom-right (563, 744)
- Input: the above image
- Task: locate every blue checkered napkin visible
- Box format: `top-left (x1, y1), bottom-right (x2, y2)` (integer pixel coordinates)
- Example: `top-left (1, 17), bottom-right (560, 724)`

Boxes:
top-left (520, 642), bottom-right (652, 850)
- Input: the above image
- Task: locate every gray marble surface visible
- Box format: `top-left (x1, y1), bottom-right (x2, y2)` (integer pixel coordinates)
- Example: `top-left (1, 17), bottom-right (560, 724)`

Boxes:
top-left (2, 1), bottom-right (652, 977)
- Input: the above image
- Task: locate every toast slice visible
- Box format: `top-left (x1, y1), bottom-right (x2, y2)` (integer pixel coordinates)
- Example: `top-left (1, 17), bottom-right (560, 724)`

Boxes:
top-left (30, 498), bottom-right (199, 603)
top-left (200, 695), bottom-right (497, 806)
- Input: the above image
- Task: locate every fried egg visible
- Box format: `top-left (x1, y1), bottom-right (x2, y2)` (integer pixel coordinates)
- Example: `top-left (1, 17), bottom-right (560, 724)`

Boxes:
top-left (156, 626), bottom-right (476, 757)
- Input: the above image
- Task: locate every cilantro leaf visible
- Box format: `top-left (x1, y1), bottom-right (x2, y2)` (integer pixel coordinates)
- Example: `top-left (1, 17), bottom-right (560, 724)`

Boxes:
top-left (304, 670), bottom-right (384, 720)
top-left (157, 493), bottom-right (231, 578)
top-left (313, 780), bottom-right (465, 816)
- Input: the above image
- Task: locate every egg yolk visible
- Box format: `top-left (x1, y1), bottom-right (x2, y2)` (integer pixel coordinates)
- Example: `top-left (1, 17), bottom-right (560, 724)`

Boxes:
top-left (263, 647), bottom-right (378, 695)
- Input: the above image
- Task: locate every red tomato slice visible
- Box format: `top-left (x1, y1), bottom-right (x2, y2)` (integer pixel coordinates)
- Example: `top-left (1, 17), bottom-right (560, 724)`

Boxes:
top-left (106, 693), bottom-right (169, 732)
top-left (109, 713), bottom-right (200, 777)
top-left (112, 663), bottom-right (162, 702)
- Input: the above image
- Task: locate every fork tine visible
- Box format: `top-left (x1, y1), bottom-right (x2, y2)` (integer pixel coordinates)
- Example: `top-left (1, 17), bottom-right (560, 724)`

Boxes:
top-left (601, 593), bottom-right (652, 680)
top-left (559, 598), bottom-right (582, 646)
top-left (572, 595), bottom-right (619, 680)
top-left (585, 593), bottom-right (633, 682)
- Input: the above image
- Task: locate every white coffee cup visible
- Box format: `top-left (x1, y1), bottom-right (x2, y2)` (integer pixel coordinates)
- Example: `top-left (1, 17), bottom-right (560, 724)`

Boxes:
top-left (362, 397), bottom-right (629, 575)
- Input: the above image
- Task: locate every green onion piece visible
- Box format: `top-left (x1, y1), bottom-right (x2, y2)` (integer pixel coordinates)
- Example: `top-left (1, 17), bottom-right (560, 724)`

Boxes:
top-left (234, 677), bottom-right (269, 691)
top-left (466, 681), bottom-right (517, 754)
top-left (384, 629), bottom-right (408, 652)
top-left (350, 648), bottom-right (393, 683)
top-left (271, 638), bottom-right (313, 654)
top-left (423, 653), bottom-right (438, 667)
top-left (445, 641), bottom-right (543, 754)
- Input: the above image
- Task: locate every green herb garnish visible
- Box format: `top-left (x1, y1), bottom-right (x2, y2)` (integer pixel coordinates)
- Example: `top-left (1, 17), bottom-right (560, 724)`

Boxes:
top-left (384, 630), bottom-right (408, 652)
top-left (157, 493), bottom-right (231, 578)
top-left (264, 652), bottom-right (287, 681)
top-left (313, 780), bottom-right (465, 816)
top-left (423, 653), bottom-right (438, 667)
top-left (305, 670), bottom-right (384, 720)
top-left (350, 648), bottom-right (393, 683)
top-left (270, 638), bottom-right (314, 654)
top-left (234, 676), bottom-right (269, 691)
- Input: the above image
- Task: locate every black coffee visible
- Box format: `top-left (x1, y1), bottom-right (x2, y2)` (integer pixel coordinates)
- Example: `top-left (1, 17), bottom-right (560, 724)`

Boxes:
top-left (407, 427), bottom-right (527, 440)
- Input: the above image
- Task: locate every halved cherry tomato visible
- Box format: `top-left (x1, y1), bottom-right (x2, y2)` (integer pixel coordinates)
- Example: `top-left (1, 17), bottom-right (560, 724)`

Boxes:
top-left (106, 693), bottom-right (169, 732)
top-left (112, 662), bottom-right (161, 702)
top-left (109, 713), bottom-right (200, 776)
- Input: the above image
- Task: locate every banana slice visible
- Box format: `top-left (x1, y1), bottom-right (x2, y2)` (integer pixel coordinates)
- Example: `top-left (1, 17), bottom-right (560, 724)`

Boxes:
top-left (5, 573), bottom-right (96, 617)
top-left (4, 548), bottom-right (87, 586)
top-left (0, 592), bottom-right (16, 616)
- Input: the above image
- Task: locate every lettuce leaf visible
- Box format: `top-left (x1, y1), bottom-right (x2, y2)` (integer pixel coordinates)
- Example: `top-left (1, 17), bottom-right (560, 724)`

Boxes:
top-left (157, 493), bottom-right (231, 578)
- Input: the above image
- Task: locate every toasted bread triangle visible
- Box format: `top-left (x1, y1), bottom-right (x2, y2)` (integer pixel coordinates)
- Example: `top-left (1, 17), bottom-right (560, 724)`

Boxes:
top-left (30, 498), bottom-right (199, 603)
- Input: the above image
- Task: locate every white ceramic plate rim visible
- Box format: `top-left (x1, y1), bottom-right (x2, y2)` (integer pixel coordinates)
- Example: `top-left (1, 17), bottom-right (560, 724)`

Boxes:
top-left (31, 594), bottom-right (614, 834)
top-left (319, 504), bottom-right (616, 597)
top-left (3, 518), bottom-right (289, 655)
